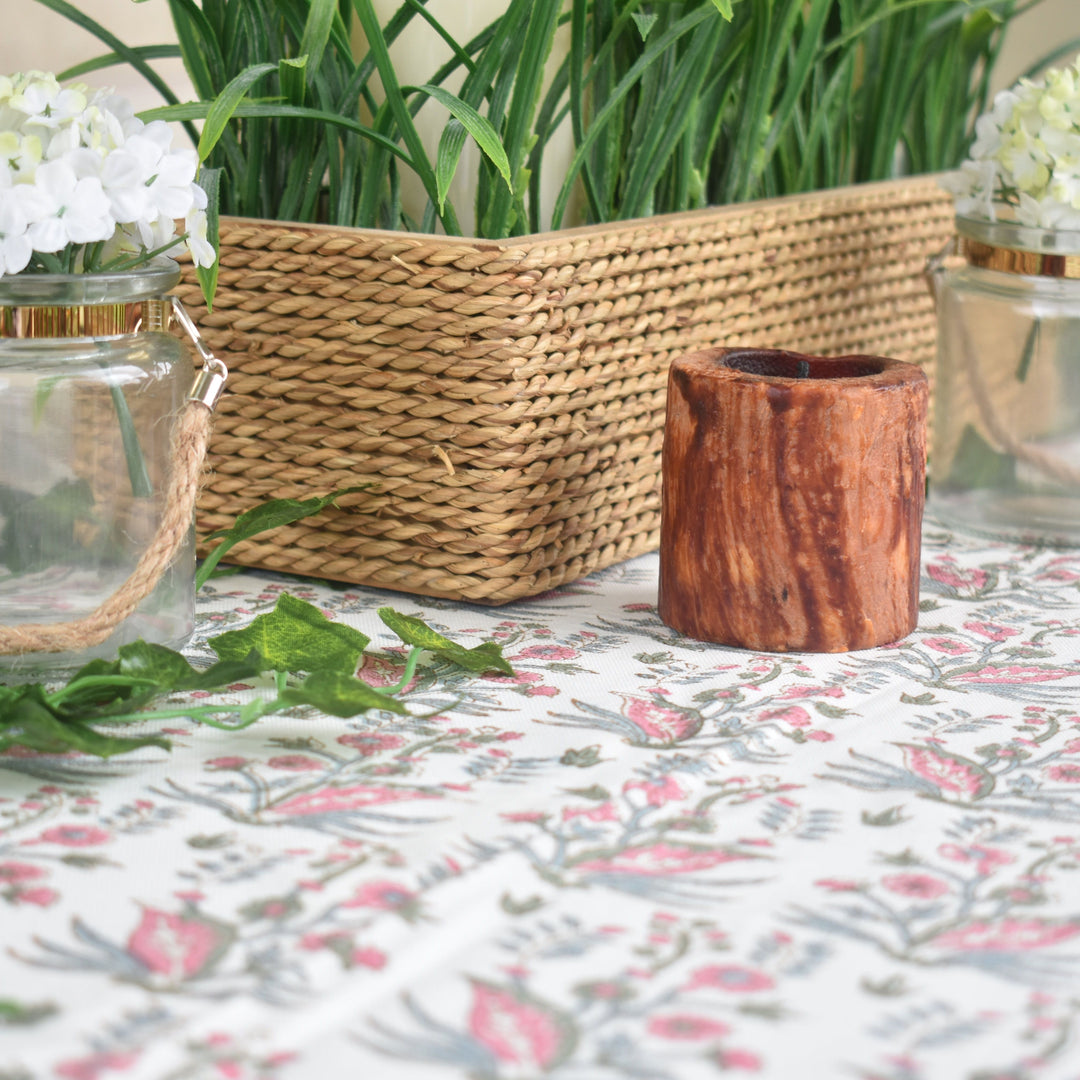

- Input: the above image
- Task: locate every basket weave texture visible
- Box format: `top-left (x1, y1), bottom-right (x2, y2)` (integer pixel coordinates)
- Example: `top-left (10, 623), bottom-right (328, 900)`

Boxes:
top-left (178, 175), bottom-right (953, 604)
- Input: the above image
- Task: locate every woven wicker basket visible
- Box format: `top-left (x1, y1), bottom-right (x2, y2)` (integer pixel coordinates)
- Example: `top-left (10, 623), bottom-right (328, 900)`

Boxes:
top-left (177, 174), bottom-right (953, 603)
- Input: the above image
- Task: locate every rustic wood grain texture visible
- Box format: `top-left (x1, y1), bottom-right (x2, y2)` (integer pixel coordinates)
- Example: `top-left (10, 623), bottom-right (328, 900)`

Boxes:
top-left (658, 347), bottom-right (928, 652)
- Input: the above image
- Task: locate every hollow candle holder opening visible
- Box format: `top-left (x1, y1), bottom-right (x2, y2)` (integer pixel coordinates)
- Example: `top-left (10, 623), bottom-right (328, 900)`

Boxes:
top-left (658, 347), bottom-right (928, 653)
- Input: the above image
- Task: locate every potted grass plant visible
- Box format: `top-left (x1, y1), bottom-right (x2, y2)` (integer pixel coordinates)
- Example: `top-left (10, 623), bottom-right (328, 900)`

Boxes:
top-left (33, 0), bottom-right (1050, 603)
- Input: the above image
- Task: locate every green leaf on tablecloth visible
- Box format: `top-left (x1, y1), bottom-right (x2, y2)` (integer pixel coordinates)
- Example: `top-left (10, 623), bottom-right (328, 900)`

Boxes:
top-left (210, 593), bottom-right (370, 674)
top-left (116, 641), bottom-right (264, 692)
top-left (0, 687), bottom-right (170, 757)
top-left (861, 806), bottom-right (908, 827)
top-left (197, 485), bottom-right (369, 588)
top-left (879, 848), bottom-right (921, 866)
top-left (377, 608), bottom-right (514, 675)
top-left (0, 998), bottom-right (59, 1027)
top-left (900, 691), bottom-right (937, 705)
top-left (187, 834), bottom-right (235, 850)
top-left (736, 1001), bottom-right (789, 1020)
top-left (560, 745), bottom-right (603, 768)
top-left (562, 785), bottom-right (611, 801)
top-left (635, 652), bottom-right (674, 665)
top-left (59, 853), bottom-right (111, 869)
top-left (281, 670), bottom-right (406, 717)
top-left (501, 893), bottom-right (546, 915)
top-left (861, 975), bottom-right (909, 997)
top-left (813, 702), bottom-right (848, 719)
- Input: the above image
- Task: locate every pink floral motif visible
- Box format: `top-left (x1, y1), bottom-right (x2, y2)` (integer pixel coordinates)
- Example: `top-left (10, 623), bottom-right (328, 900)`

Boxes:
top-left (648, 1014), bottom-right (730, 1040)
top-left (336, 732), bottom-right (406, 755)
top-left (575, 843), bottom-right (748, 876)
top-left (900, 744), bottom-right (993, 800)
top-left (274, 784), bottom-right (438, 816)
top-left (350, 946), bottom-right (387, 969)
top-left (127, 908), bottom-right (229, 980)
top-left (514, 644), bottom-right (578, 661)
top-left (623, 776), bottom-right (685, 806)
top-left (927, 562), bottom-right (988, 591)
top-left (205, 757), bottom-right (247, 770)
top-left (38, 824), bottom-right (110, 847)
top-left (342, 881), bottom-right (418, 914)
top-left (882, 873), bottom-right (950, 899)
top-left (778, 685), bottom-right (844, 700)
top-left (716, 1048), bottom-right (764, 1071)
top-left (562, 802), bottom-right (619, 823)
top-left (939, 844), bottom-right (1015, 875)
top-left (267, 755), bottom-right (324, 771)
top-left (757, 706), bottom-right (812, 727)
top-left (815, 878), bottom-right (862, 892)
top-left (55, 1051), bottom-right (139, 1079)
top-left (1045, 763), bottom-right (1080, 783)
top-left (0, 861), bottom-right (46, 882)
top-left (954, 666), bottom-right (1077, 684)
top-left (964, 620), bottom-right (1020, 641)
top-left (616, 694), bottom-right (701, 743)
top-left (15, 887), bottom-right (59, 906)
top-left (686, 964), bottom-right (775, 993)
top-left (923, 637), bottom-right (971, 655)
top-left (933, 919), bottom-right (1080, 951)
top-left (468, 980), bottom-right (572, 1068)
top-left (355, 653), bottom-right (413, 690)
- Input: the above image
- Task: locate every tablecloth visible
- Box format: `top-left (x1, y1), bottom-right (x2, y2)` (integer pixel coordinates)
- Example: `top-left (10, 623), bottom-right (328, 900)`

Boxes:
top-left (3, 519), bottom-right (1080, 1080)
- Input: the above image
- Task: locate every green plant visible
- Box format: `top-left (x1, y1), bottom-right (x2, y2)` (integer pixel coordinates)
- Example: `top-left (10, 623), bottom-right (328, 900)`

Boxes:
top-left (38, 0), bottom-right (1042, 238)
top-left (0, 493), bottom-right (514, 757)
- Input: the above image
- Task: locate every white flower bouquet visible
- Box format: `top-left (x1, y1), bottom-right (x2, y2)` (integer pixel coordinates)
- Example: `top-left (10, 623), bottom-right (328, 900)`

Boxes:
top-left (946, 55), bottom-right (1080, 229)
top-left (0, 70), bottom-right (215, 284)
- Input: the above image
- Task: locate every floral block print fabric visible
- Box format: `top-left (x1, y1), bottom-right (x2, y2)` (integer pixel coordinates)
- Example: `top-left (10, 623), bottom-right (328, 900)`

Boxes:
top-left (3, 520), bottom-right (1080, 1080)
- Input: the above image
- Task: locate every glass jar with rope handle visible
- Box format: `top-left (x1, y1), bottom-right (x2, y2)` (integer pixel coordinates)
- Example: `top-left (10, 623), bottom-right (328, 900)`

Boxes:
top-left (0, 258), bottom-right (196, 675)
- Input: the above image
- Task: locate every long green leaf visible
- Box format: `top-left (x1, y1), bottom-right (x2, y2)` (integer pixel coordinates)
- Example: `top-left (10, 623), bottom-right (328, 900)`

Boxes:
top-left (167, 0), bottom-right (225, 100)
top-left (414, 83), bottom-right (512, 209)
top-left (481, 0), bottom-right (562, 237)
top-left (195, 165), bottom-right (222, 312)
top-left (57, 45), bottom-right (181, 82)
top-left (551, 4), bottom-right (715, 230)
top-left (299, 0), bottom-right (339, 86)
top-left (143, 101), bottom-right (416, 168)
top-left (198, 63), bottom-right (277, 161)
top-left (350, 0), bottom-right (448, 230)
top-left (197, 485), bottom-right (368, 590)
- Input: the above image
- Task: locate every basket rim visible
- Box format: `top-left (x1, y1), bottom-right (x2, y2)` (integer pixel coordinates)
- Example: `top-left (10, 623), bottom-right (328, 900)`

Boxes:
top-left (219, 173), bottom-right (950, 252)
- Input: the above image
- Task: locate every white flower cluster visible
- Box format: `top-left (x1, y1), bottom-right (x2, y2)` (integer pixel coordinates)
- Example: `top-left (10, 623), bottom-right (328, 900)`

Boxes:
top-left (946, 56), bottom-right (1080, 230)
top-left (0, 70), bottom-right (214, 276)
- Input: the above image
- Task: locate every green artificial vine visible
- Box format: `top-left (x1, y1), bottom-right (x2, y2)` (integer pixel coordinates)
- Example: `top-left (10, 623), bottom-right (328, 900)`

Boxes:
top-left (0, 492), bottom-right (514, 758)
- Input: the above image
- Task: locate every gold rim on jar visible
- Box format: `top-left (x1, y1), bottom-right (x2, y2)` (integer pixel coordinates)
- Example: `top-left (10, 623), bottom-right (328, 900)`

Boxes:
top-left (0, 298), bottom-right (172, 338)
top-left (961, 237), bottom-right (1080, 279)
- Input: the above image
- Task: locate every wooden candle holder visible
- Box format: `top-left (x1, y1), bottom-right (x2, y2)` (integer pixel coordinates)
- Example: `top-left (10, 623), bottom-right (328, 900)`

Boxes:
top-left (659, 348), bottom-right (928, 653)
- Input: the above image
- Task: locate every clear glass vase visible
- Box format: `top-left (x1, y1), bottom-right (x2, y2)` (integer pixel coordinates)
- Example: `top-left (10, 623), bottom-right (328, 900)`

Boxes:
top-left (928, 215), bottom-right (1080, 544)
top-left (0, 259), bottom-right (195, 675)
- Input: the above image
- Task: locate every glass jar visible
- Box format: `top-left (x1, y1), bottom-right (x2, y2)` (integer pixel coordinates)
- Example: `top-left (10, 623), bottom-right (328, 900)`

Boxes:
top-left (0, 259), bottom-right (195, 675)
top-left (928, 215), bottom-right (1080, 544)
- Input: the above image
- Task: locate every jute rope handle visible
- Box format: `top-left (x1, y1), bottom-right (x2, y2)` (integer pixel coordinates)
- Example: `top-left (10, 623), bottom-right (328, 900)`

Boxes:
top-left (927, 242), bottom-right (1080, 490)
top-left (0, 297), bottom-right (228, 657)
